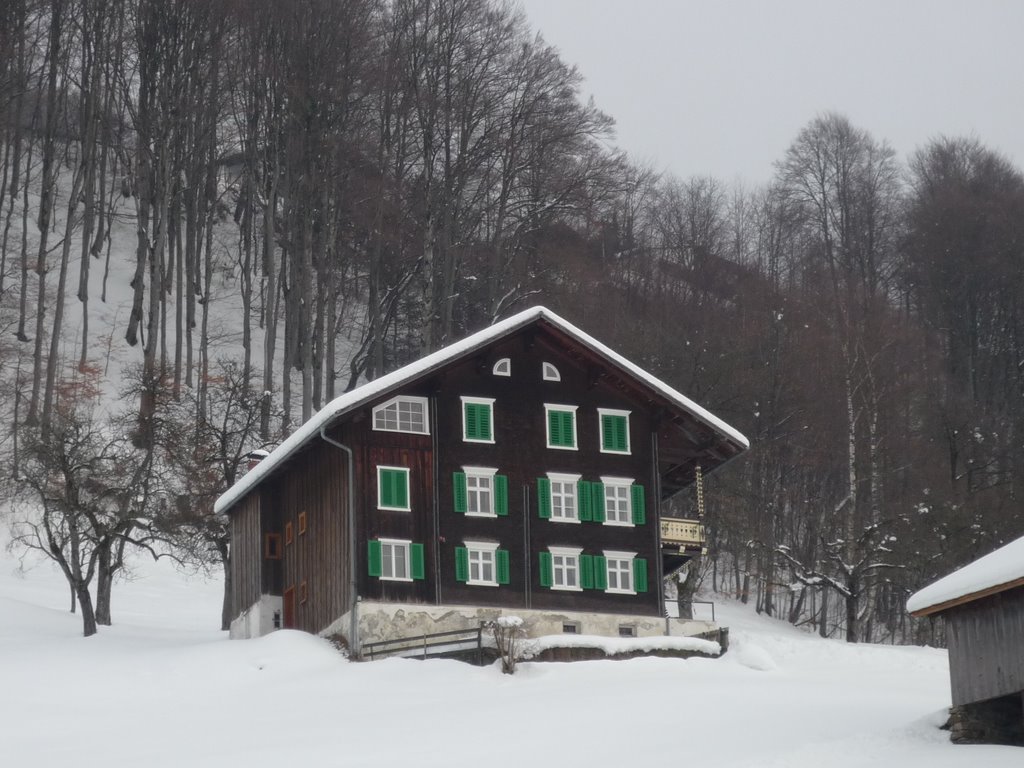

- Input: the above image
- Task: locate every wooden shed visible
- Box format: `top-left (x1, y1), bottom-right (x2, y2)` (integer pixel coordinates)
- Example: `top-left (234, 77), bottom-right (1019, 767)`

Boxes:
top-left (907, 535), bottom-right (1024, 745)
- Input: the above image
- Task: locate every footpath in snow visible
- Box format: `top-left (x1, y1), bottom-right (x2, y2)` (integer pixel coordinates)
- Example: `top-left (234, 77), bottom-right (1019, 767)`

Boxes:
top-left (0, 538), bottom-right (1020, 768)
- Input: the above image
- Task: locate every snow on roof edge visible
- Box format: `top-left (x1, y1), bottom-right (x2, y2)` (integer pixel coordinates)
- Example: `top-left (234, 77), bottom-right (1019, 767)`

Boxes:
top-left (906, 533), bottom-right (1024, 615)
top-left (215, 306), bottom-right (749, 515)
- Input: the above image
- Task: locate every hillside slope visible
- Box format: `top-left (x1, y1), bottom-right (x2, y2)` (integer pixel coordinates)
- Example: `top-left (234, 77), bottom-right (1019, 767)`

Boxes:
top-left (1, 537), bottom-right (1018, 768)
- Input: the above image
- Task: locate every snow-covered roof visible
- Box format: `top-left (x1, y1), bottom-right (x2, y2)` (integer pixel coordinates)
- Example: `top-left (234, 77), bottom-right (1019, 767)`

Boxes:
top-left (907, 534), bottom-right (1024, 616)
top-left (215, 305), bottom-right (749, 516)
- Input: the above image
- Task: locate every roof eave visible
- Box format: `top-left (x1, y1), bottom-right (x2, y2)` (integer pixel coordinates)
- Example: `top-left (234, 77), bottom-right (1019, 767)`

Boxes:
top-left (909, 575), bottom-right (1024, 618)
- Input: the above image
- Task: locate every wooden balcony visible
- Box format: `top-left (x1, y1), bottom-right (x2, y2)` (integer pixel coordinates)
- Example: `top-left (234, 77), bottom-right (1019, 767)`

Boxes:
top-left (660, 518), bottom-right (706, 553)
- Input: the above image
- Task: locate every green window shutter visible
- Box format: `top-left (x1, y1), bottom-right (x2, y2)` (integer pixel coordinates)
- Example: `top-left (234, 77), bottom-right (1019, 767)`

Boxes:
top-left (379, 468), bottom-right (408, 509)
top-left (580, 554), bottom-right (594, 589)
top-left (465, 403), bottom-right (492, 441)
top-left (601, 414), bottom-right (614, 451)
top-left (395, 471), bottom-right (409, 509)
top-left (539, 551), bottom-right (553, 587)
top-left (602, 414), bottom-right (628, 452)
top-left (633, 557), bottom-right (648, 593)
top-left (594, 556), bottom-right (608, 590)
top-left (561, 411), bottom-right (575, 447)
top-left (453, 472), bottom-right (467, 513)
top-left (410, 543), bottom-right (426, 580)
top-left (367, 540), bottom-right (382, 577)
top-left (578, 480), bottom-right (592, 522)
top-left (378, 470), bottom-right (393, 508)
top-left (495, 474), bottom-right (509, 516)
top-left (537, 477), bottom-right (551, 518)
top-left (592, 482), bottom-right (606, 523)
top-left (631, 483), bottom-right (646, 525)
top-left (455, 546), bottom-right (469, 582)
top-left (479, 404), bottom-right (492, 441)
top-left (496, 549), bottom-right (510, 584)
top-left (547, 409), bottom-right (561, 446)
top-left (548, 409), bottom-right (575, 448)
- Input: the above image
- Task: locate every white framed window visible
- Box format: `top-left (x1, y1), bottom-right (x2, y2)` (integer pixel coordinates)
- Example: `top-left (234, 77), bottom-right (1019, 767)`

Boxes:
top-left (380, 539), bottom-right (412, 581)
top-left (550, 546), bottom-right (583, 591)
top-left (544, 403), bottom-right (578, 450)
top-left (601, 476), bottom-right (634, 526)
top-left (598, 408), bottom-right (631, 454)
top-left (372, 396), bottom-right (429, 435)
top-left (548, 472), bottom-right (581, 523)
top-left (377, 466), bottom-right (411, 511)
top-left (542, 362), bottom-right (561, 381)
top-left (492, 358), bottom-right (511, 377)
top-left (465, 540), bottom-right (499, 586)
top-left (604, 550), bottom-right (636, 594)
top-left (461, 396), bottom-right (495, 443)
top-left (464, 466), bottom-right (498, 517)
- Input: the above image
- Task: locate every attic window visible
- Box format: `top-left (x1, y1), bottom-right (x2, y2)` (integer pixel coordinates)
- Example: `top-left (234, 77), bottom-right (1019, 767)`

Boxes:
top-left (542, 362), bottom-right (561, 381)
top-left (372, 396), bottom-right (429, 435)
top-left (492, 358), bottom-right (511, 377)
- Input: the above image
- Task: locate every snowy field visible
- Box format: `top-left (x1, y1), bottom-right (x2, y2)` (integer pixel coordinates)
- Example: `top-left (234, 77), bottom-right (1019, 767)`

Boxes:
top-left (1, 539), bottom-right (1019, 768)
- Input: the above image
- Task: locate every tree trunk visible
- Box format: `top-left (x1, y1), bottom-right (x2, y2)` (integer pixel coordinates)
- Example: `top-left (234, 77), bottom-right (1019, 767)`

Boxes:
top-left (95, 543), bottom-right (113, 626)
top-left (76, 583), bottom-right (98, 638)
top-left (219, 539), bottom-right (231, 631)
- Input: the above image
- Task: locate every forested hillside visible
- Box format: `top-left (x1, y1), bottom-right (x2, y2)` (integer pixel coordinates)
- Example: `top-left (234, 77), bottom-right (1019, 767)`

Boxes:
top-left (2, 0), bottom-right (1024, 643)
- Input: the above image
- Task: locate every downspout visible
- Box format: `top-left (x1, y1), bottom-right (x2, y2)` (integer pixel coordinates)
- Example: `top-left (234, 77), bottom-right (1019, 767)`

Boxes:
top-left (319, 425), bottom-right (359, 658)
top-left (652, 429), bottom-right (667, 635)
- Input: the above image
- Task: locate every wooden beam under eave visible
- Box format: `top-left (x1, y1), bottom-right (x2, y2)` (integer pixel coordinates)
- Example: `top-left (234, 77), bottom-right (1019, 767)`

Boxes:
top-left (909, 576), bottom-right (1024, 617)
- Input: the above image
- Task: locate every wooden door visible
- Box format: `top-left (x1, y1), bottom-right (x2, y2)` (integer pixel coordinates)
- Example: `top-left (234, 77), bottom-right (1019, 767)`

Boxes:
top-left (283, 587), bottom-right (295, 629)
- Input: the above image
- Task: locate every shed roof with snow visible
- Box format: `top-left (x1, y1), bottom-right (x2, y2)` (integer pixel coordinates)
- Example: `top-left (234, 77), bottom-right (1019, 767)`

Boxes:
top-left (907, 534), bottom-right (1024, 617)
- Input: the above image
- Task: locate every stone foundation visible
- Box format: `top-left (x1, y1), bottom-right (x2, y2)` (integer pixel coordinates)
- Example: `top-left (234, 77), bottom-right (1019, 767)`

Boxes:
top-left (321, 600), bottom-right (718, 657)
top-left (947, 693), bottom-right (1024, 746)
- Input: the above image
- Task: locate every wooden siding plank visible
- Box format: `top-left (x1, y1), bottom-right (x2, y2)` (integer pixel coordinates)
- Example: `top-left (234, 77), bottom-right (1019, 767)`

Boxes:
top-left (947, 587), bottom-right (1024, 705)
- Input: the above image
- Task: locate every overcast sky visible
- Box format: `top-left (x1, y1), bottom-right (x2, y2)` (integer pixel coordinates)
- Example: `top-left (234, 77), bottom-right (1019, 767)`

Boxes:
top-left (517, 0), bottom-right (1024, 185)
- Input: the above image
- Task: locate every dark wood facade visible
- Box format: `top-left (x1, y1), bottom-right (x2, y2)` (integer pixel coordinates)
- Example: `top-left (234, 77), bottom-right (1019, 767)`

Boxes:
top-left (225, 313), bottom-right (747, 640)
top-left (945, 586), bottom-right (1024, 706)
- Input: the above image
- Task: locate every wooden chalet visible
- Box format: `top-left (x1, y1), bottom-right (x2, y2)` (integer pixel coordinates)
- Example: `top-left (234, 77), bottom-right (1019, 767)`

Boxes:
top-left (908, 535), bottom-right (1024, 745)
top-left (216, 307), bottom-right (748, 655)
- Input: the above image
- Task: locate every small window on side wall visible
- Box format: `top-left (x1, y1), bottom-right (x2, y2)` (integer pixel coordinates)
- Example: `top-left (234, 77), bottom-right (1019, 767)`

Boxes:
top-left (542, 362), bottom-right (560, 381)
top-left (298, 510), bottom-right (307, 535)
top-left (299, 581), bottom-right (308, 604)
top-left (264, 533), bottom-right (282, 559)
top-left (492, 358), bottom-right (511, 377)
top-left (285, 522), bottom-right (294, 545)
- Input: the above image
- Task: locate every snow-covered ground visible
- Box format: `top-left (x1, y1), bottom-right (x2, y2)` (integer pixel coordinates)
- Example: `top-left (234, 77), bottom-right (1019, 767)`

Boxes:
top-left (1, 538), bottom-right (1019, 768)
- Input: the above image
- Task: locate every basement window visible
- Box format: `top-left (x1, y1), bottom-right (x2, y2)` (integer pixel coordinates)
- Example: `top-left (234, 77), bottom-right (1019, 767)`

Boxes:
top-left (562, 622), bottom-right (580, 634)
top-left (618, 625), bottom-right (636, 638)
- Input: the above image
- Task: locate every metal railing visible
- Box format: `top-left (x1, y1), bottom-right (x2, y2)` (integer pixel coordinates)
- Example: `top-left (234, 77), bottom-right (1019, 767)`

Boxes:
top-left (665, 599), bottom-right (716, 622)
top-left (661, 518), bottom-right (706, 547)
top-left (361, 626), bottom-right (484, 663)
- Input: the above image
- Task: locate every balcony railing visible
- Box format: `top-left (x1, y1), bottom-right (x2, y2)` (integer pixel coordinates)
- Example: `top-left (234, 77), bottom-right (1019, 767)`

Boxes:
top-left (661, 518), bottom-right (706, 550)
